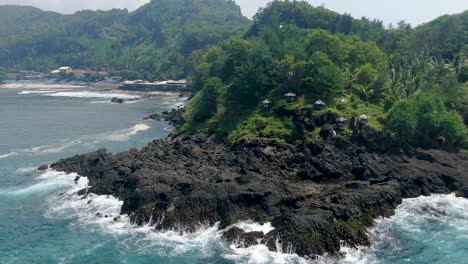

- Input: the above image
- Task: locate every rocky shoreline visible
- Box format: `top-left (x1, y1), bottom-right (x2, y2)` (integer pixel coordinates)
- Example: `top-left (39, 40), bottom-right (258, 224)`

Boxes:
top-left (50, 111), bottom-right (468, 258)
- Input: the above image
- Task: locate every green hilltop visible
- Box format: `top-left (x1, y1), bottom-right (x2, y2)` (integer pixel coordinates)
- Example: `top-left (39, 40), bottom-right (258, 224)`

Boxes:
top-left (180, 1), bottom-right (467, 149)
top-left (0, 0), bottom-right (249, 79)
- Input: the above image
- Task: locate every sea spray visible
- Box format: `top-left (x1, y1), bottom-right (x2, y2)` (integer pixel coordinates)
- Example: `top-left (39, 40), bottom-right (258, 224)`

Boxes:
top-left (339, 194), bottom-right (468, 264)
top-left (0, 152), bottom-right (17, 159)
top-left (39, 170), bottom-right (314, 263)
top-left (30, 168), bottom-right (468, 263)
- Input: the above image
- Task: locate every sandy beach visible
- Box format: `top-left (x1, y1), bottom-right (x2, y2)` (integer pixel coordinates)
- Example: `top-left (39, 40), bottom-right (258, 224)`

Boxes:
top-left (0, 82), bottom-right (86, 89)
top-left (0, 82), bottom-right (191, 97)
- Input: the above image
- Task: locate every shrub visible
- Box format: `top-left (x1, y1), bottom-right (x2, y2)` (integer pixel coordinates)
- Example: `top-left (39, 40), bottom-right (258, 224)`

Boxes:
top-left (386, 93), bottom-right (467, 147)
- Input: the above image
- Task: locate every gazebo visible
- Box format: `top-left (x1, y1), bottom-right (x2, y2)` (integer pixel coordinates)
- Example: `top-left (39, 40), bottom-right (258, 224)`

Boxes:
top-left (336, 117), bottom-right (348, 128)
top-left (338, 98), bottom-right (348, 110)
top-left (262, 99), bottom-right (273, 110)
top-left (359, 114), bottom-right (369, 122)
top-left (314, 99), bottom-right (326, 110)
top-left (284, 92), bottom-right (297, 103)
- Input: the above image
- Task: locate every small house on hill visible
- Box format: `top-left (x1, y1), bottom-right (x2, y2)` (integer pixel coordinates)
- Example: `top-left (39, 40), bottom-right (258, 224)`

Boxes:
top-left (284, 92), bottom-right (297, 102)
top-left (359, 114), bottom-right (369, 122)
top-left (338, 98), bottom-right (348, 110)
top-left (336, 117), bottom-right (348, 128)
top-left (314, 99), bottom-right (326, 110)
top-left (262, 99), bottom-right (273, 110)
top-left (337, 117), bottom-right (348, 123)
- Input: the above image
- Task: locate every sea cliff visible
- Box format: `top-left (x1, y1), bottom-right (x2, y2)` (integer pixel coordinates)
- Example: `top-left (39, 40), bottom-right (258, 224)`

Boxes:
top-left (51, 113), bottom-right (468, 258)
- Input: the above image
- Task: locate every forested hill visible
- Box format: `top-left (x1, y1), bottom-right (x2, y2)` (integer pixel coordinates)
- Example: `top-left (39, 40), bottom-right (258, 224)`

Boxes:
top-left (181, 1), bottom-right (467, 149)
top-left (0, 0), bottom-right (249, 79)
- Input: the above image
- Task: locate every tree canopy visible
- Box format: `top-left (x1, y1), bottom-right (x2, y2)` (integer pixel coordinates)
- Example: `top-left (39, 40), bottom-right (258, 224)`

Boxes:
top-left (181, 0), bottom-right (467, 148)
top-left (0, 0), bottom-right (249, 79)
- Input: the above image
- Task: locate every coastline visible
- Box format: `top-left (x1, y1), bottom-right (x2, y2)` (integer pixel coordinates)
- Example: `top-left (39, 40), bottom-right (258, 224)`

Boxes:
top-left (0, 82), bottom-right (189, 97)
top-left (50, 115), bottom-right (468, 259)
top-left (0, 82), bottom-right (86, 89)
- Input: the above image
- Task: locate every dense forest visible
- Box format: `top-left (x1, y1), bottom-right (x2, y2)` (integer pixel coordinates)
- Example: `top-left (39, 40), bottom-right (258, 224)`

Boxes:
top-left (181, 1), bottom-right (467, 149)
top-left (0, 0), bottom-right (249, 79)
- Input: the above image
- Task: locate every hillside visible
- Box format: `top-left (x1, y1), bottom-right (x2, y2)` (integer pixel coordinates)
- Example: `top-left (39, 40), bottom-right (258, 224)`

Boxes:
top-left (181, 0), bottom-right (467, 149)
top-left (0, 0), bottom-right (249, 79)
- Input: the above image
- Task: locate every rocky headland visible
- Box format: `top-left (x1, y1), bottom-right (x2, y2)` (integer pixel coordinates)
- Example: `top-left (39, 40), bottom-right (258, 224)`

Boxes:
top-left (50, 110), bottom-right (468, 258)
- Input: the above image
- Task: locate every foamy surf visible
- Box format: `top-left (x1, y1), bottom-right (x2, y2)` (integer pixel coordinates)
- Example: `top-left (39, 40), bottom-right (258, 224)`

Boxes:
top-left (0, 170), bottom-right (80, 197)
top-left (98, 123), bottom-right (151, 141)
top-left (40, 171), bottom-right (468, 264)
top-left (38, 169), bottom-right (312, 263)
top-left (0, 152), bottom-right (17, 159)
top-left (25, 139), bottom-right (82, 155)
top-left (45, 91), bottom-right (140, 99)
top-left (232, 220), bottom-right (275, 235)
top-left (338, 194), bottom-right (468, 264)
top-left (18, 90), bottom-right (57, 95)
top-left (5, 123), bottom-right (151, 159)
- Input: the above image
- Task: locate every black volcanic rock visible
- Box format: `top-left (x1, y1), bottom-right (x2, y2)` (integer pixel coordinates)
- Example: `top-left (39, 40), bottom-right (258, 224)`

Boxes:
top-left (111, 97), bottom-right (125, 104)
top-left (38, 165), bottom-right (48, 171)
top-left (51, 132), bottom-right (468, 258)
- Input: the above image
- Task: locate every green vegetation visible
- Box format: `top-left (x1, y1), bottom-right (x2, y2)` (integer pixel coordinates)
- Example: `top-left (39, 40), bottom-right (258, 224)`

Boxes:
top-left (1, 0), bottom-right (465, 148)
top-left (0, 0), bottom-right (249, 79)
top-left (182, 1), bottom-right (467, 149)
top-left (387, 94), bottom-right (467, 147)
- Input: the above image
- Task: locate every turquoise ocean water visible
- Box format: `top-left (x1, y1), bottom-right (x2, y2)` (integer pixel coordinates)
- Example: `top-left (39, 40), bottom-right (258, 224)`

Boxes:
top-left (0, 87), bottom-right (466, 264)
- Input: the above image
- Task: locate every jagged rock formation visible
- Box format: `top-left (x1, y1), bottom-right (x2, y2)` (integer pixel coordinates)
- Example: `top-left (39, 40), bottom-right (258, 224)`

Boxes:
top-left (51, 125), bottom-right (468, 257)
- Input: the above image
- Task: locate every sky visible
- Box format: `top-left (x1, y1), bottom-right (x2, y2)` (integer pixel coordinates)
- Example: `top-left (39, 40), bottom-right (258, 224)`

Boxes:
top-left (0, 0), bottom-right (467, 26)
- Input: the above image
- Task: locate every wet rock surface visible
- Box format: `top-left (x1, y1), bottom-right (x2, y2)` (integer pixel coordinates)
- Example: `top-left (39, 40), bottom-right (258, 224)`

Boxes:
top-left (51, 129), bottom-right (468, 258)
top-left (145, 109), bottom-right (185, 128)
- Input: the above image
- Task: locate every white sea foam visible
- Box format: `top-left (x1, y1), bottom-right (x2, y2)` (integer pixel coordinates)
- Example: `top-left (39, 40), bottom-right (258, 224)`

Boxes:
top-left (42, 172), bottom-right (468, 263)
top-left (223, 242), bottom-right (317, 264)
top-left (35, 169), bottom-right (311, 263)
top-left (6, 123), bottom-right (150, 159)
top-left (96, 123), bottom-right (151, 141)
top-left (15, 167), bottom-right (37, 173)
top-left (338, 194), bottom-right (468, 264)
top-left (18, 90), bottom-right (57, 95)
top-left (0, 170), bottom-right (80, 196)
top-left (90, 99), bottom-right (142, 104)
top-left (232, 220), bottom-right (275, 235)
top-left (45, 91), bottom-right (140, 99)
top-left (25, 139), bottom-right (82, 155)
top-left (0, 152), bottom-right (17, 159)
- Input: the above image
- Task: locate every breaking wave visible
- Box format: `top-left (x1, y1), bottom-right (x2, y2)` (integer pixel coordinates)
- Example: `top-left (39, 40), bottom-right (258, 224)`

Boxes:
top-left (24, 168), bottom-right (468, 264)
top-left (18, 90), bottom-right (58, 95)
top-left (96, 123), bottom-right (150, 141)
top-left (45, 91), bottom-right (140, 99)
top-left (339, 194), bottom-right (468, 264)
top-left (0, 152), bottom-right (17, 159)
top-left (0, 170), bottom-right (80, 197)
top-left (37, 169), bottom-right (314, 263)
top-left (24, 139), bottom-right (83, 155)
top-left (3, 123), bottom-right (151, 159)
top-left (232, 220), bottom-right (275, 235)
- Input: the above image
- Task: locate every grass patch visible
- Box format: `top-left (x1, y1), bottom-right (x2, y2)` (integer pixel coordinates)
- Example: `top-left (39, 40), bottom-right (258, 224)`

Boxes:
top-left (228, 111), bottom-right (301, 144)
